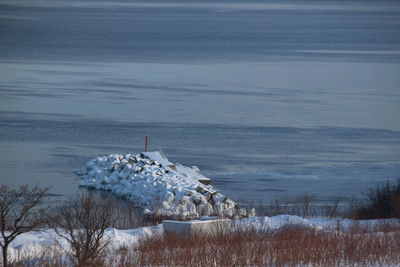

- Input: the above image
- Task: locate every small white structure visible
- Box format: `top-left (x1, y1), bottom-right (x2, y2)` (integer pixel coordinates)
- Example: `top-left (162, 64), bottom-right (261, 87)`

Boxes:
top-left (163, 219), bottom-right (232, 235)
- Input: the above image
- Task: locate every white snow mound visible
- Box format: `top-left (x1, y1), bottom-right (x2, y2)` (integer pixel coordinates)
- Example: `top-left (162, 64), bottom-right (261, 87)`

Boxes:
top-left (76, 151), bottom-right (239, 218)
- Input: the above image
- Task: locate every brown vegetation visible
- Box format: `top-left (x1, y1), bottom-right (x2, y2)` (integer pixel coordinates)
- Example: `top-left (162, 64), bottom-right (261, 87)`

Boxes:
top-left (120, 221), bottom-right (400, 267)
top-left (13, 220), bottom-right (391, 267)
top-left (6, 217), bottom-right (400, 267)
top-left (11, 221), bottom-right (400, 267)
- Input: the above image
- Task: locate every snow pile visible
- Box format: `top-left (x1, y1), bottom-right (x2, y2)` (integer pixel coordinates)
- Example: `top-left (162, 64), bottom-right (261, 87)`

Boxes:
top-left (233, 215), bottom-right (321, 231)
top-left (76, 151), bottom-right (240, 218)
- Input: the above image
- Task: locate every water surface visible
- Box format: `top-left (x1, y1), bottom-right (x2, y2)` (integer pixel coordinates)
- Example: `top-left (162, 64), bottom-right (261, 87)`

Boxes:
top-left (1, 0), bottom-right (400, 203)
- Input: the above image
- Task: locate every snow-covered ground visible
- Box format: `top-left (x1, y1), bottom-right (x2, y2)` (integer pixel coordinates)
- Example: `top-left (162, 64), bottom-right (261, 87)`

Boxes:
top-left (76, 151), bottom-right (248, 218)
top-left (7, 215), bottom-right (397, 263)
top-left (8, 224), bottom-right (164, 261)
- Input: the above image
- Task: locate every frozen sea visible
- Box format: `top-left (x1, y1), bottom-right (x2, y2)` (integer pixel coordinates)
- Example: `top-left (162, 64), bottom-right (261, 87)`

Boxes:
top-left (1, 0), bottom-right (400, 203)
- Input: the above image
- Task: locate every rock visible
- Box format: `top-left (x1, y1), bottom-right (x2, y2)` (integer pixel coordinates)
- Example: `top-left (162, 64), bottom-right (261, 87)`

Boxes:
top-left (167, 164), bottom-right (177, 171)
top-left (128, 157), bottom-right (137, 164)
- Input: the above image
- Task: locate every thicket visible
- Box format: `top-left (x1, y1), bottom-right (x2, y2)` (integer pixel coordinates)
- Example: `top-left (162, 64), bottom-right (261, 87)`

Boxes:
top-left (12, 221), bottom-right (400, 267)
top-left (127, 222), bottom-right (400, 267)
top-left (352, 179), bottom-right (400, 219)
top-left (0, 187), bottom-right (156, 267)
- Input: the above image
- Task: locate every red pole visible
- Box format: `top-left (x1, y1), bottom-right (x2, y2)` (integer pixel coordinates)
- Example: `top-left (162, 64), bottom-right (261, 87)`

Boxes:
top-left (145, 136), bottom-right (149, 152)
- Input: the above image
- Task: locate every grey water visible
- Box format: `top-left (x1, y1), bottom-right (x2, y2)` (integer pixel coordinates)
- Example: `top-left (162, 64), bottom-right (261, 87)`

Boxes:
top-left (1, 0), bottom-right (400, 204)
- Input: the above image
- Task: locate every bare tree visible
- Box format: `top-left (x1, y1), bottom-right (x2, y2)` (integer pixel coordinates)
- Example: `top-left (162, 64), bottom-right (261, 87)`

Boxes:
top-left (47, 192), bottom-right (114, 266)
top-left (0, 184), bottom-right (50, 267)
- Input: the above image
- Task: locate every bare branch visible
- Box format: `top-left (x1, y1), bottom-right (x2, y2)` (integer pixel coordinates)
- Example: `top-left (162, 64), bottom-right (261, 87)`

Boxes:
top-left (0, 184), bottom-right (50, 267)
top-left (46, 192), bottom-right (114, 266)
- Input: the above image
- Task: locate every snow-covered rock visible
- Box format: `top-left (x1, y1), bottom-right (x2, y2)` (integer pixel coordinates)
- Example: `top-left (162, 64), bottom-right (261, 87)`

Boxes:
top-left (76, 151), bottom-right (237, 218)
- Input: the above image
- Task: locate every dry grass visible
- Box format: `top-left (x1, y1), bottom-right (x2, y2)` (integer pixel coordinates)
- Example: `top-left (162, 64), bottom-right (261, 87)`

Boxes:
top-left (102, 220), bottom-right (400, 267)
top-left (9, 220), bottom-right (400, 266)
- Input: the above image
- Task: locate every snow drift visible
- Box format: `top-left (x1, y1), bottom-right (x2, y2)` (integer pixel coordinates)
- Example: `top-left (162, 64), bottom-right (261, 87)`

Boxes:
top-left (76, 151), bottom-right (245, 218)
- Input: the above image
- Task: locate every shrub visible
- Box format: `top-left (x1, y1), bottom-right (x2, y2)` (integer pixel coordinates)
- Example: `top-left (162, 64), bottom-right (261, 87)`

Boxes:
top-left (47, 193), bottom-right (114, 266)
top-left (0, 185), bottom-right (50, 267)
top-left (354, 179), bottom-right (400, 219)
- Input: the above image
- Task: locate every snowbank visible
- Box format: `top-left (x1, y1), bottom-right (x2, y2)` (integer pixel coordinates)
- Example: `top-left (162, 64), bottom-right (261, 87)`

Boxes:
top-left (7, 225), bottom-right (163, 262)
top-left (75, 151), bottom-right (242, 218)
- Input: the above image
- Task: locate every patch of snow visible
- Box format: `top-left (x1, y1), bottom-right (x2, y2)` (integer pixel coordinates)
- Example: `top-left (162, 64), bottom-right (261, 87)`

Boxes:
top-left (105, 224), bottom-right (163, 249)
top-left (234, 214), bottom-right (321, 231)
